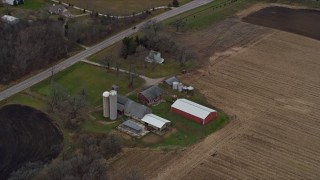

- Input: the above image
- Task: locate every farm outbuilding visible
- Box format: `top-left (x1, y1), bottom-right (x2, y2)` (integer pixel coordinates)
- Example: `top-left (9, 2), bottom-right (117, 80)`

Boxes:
top-left (141, 114), bottom-right (171, 131)
top-left (138, 86), bottom-right (164, 105)
top-left (164, 76), bottom-right (179, 86)
top-left (171, 99), bottom-right (217, 125)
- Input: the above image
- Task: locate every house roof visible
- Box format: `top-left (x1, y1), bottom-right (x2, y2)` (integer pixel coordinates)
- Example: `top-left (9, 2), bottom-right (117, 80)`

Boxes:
top-left (141, 114), bottom-right (171, 129)
top-left (164, 76), bottom-right (179, 86)
top-left (122, 120), bottom-right (142, 132)
top-left (139, 86), bottom-right (163, 102)
top-left (124, 100), bottom-right (151, 119)
top-left (171, 99), bottom-right (216, 119)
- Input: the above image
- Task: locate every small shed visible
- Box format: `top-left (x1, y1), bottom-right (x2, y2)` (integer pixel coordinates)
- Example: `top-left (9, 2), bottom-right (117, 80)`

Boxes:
top-left (1, 15), bottom-right (19, 24)
top-left (138, 86), bottom-right (164, 105)
top-left (171, 98), bottom-right (217, 125)
top-left (122, 120), bottom-right (142, 133)
top-left (164, 76), bottom-right (179, 86)
top-left (145, 50), bottom-right (164, 64)
top-left (141, 114), bottom-right (171, 131)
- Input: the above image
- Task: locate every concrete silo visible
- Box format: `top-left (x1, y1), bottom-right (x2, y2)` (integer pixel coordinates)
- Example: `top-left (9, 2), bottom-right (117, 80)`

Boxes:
top-left (102, 91), bottom-right (110, 118)
top-left (109, 90), bottom-right (117, 120)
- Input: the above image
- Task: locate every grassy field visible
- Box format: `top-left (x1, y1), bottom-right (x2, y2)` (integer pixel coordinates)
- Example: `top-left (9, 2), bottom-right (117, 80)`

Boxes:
top-left (88, 42), bottom-right (196, 78)
top-left (31, 62), bottom-right (144, 106)
top-left (0, 93), bottom-right (45, 110)
top-left (66, 0), bottom-right (191, 15)
top-left (165, 0), bottom-right (320, 31)
top-left (165, 0), bottom-right (255, 31)
top-left (20, 0), bottom-right (49, 10)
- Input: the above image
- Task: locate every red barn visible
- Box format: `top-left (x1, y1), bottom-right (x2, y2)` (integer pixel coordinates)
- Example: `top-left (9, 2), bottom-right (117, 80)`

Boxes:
top-left (171, 98), bottom-right (217, 125)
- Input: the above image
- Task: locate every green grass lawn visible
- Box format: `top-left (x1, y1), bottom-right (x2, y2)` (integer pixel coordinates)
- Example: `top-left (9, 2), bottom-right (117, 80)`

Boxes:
top-left (31, 62), bottom-right (144, 106)
top-left (165, 0), bottom-right (255, 31)
top-left (88, 42), bottom-right (196, 79)
top-left (19, 0), bottom-right (49, 11)
top-left (66, 0), bottom-right (191, 15)
top-left (2, 93), bottom-right (45, 110)
top-left (82, 119), bottom-right (121, 134)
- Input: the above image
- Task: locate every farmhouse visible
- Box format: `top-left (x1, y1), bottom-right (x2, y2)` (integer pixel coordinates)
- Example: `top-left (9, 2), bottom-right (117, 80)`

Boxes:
top-left (141, 114), bottom-right (171, 131)
top-left (138, 86), bottom-right (164, 105)
top-left (171, 98), bottom-right (217, 125)
top-left (3, 0), bottom-right (24, 6)
top-left (145, 50), bottom-right (164, 64)
top-left (1, 15), bottom-right (19, 24)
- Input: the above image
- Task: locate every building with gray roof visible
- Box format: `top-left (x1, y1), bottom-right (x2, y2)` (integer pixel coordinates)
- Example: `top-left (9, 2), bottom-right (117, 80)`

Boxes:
top-left (138, 86), bottom-right (164, 105)
top-left (164, 76), bottom-right (179, 86)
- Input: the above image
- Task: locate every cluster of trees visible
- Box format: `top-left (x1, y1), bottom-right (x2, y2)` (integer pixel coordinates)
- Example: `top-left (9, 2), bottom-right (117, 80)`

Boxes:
top-left (47, 82), bottom-right (88, 129)
top-left (44, 133), bottom-right (121, 180)
top-left (0, 20), bottom-right (73, 84)
top-left (120, 20), bottom-right (192, 67)
top-left (8, 133), bottom-right (123, 180)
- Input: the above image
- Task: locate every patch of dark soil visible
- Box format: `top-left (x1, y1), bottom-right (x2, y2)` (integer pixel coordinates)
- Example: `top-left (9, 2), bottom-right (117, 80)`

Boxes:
top-left (243, 6), bottom-right (320, 40)
top-left (0, 104), bottom-right (64, 179)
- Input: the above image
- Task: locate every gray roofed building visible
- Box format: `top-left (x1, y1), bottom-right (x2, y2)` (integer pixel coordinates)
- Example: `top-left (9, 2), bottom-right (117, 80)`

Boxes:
top-left (122, 120), bottom-right (142, 133)
top-left (116, 95), bottom-right (151, 120)
top-left (138, 86), bottom-right (164, 105)
top-left (124, 100), bottom-right (151, 120)
top-left (164, 76), bottom-right (179, 86)
top-left (117, 95), bottom-right (128, 105)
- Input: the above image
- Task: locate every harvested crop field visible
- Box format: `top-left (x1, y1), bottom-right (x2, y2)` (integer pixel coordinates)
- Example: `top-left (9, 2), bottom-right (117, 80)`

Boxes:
top-left (156, 21), bottom-right (320, 180)
top-left (0, 105), bottom-right (63, 179)
top-left (109, 148), bottom-right (183, 179)
top-left (243, 6), bottom-right (320, 40)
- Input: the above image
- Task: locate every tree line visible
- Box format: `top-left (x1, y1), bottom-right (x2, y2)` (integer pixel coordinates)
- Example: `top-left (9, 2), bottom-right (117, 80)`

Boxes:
top-left (0, 19), bottom-right (74, 84)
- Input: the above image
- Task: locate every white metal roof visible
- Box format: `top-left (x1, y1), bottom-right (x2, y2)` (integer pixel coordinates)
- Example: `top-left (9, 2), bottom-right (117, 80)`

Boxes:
top-left (141, 114), bottom-right (171, 129)
top-left (171, 99), bottom-right (216, 119)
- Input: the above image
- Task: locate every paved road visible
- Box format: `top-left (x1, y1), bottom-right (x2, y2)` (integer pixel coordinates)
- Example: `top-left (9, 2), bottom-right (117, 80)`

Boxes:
top-left (0, 0), bottom-right (213, 102)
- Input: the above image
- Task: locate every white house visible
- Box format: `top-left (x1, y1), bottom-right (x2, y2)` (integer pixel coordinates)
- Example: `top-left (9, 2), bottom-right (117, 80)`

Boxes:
top-left (145, 50), bottom-right (164, 64)
top-left (3, 0), bottom-right (24, 6)
top-left (1, 15), bottom-right (19, 24)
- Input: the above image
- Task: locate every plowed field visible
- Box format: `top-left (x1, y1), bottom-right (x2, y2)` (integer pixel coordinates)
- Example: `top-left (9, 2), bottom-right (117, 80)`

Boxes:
top-left (156, 28), bottom-right (320, 180)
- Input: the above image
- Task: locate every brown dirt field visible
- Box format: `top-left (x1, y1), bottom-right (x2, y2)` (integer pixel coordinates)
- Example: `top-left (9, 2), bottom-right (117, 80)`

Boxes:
top-left (109, 5), bottom-right (320, 179)
top-left (155, 29), bottom-right (320, 179)
top-left (0, 105), bottom-right (63, 179)
top-left (109, 148), bottom-right (184, 180)
top-left (142, 133), bottom-right (162, 144)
